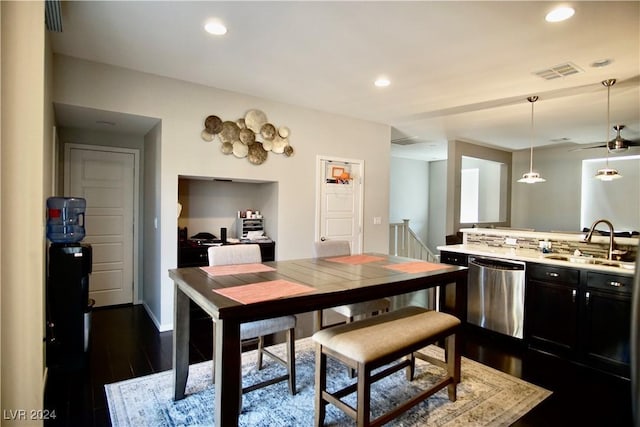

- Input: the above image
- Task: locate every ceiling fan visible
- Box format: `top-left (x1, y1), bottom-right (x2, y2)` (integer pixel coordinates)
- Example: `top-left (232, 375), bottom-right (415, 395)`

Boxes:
top-left (576, 125), bottom-right (640, 153)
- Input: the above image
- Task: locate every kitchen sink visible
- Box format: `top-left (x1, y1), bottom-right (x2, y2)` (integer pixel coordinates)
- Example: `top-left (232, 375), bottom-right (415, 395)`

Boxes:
top-left (544, 254), bottom-right (635, 270)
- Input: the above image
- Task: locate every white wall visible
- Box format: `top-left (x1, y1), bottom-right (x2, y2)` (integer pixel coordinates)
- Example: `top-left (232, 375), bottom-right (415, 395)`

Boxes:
top-left (1, 1), bottom-right (51, 421)
top-left (428, 160), bottom-right (447, 251)
top-left (580, 156), bottom-right (639, 232)
top-left (389, 157), bottom-right (429, 242)
top-left (53, 55), bottom-right (391, 329)
top-left (143, 122), bottom-right (162, 323)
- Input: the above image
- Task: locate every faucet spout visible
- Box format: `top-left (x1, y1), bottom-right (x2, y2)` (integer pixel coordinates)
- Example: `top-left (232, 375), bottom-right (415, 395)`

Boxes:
top-left (584, 219), bottom-right (618, 260)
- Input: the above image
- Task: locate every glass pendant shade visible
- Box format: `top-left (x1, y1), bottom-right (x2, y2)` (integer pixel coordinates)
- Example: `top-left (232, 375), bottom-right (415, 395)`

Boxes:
top-left (518, 96), bottom-right (546, 184)
top-left (595, 79), bottom-right (622, 181)
top-left (518, 171), bottom-right (546, 184)
top-left (595, 167), bottom-right (623, 181)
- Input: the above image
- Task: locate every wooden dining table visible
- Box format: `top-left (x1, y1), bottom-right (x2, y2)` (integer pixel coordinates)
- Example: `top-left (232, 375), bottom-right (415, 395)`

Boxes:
top-left (168, 253), bottom-right (467, 427)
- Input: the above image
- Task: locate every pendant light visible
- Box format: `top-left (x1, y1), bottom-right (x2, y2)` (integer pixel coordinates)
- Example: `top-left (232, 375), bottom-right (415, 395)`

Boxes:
top-left (518, 96), bottom-right (546, 183)
top-left (595, 79), bottom-right (622, 181)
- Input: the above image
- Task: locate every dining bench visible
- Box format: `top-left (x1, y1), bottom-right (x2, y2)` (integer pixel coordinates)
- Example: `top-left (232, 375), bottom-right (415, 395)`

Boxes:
top-left (312, 306), bottom-right (461, 427)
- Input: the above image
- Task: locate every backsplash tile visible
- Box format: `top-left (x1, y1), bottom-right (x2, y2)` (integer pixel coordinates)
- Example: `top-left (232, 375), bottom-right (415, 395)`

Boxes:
top-left (465, 232), bottom-right (637, 262)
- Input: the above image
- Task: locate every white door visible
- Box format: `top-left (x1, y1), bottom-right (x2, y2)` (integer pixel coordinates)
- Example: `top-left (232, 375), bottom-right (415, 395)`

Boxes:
top-left (316, 158), bottom-right (364, 253)
top-left (65, 144), bottom-right (137, 307)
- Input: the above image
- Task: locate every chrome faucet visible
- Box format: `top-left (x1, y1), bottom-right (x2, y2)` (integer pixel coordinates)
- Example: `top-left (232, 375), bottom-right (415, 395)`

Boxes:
top-left (584, 219), bottom-right (626, 260)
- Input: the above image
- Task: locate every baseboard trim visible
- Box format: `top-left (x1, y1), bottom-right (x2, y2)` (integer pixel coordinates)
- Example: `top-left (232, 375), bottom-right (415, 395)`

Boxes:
top-left (142, 302), bottom-right (172, 332)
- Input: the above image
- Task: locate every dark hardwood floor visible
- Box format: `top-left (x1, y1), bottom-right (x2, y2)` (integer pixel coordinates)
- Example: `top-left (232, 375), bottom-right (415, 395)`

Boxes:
top-left (44, 304), bottom-right (633, 426)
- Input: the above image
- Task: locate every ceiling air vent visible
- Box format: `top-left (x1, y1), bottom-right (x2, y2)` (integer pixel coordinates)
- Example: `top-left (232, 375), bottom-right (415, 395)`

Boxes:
top-left (45, 0), bottom-right (63, 32)
top-left (533, 62), bottom-right (583, 80)
top-left (391, 136), bottom-right (428, 146)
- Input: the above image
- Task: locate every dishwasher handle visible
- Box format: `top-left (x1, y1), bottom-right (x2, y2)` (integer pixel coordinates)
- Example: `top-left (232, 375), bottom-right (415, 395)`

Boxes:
top-left (469, 256), bottom-right (525, 271)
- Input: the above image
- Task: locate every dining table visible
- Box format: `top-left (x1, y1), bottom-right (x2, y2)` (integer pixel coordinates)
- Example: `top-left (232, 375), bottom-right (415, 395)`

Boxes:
top-left (168, 253), bottom-right (468, 427)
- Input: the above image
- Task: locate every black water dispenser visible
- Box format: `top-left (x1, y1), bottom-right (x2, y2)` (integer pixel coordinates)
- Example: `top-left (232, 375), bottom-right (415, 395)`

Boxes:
top-left (46, 197), bottom-right (92, 369)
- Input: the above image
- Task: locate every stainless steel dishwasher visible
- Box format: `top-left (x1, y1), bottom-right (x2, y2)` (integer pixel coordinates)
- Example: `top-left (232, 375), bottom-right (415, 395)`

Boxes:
top-left (467, 256), bottom-right (526, 339)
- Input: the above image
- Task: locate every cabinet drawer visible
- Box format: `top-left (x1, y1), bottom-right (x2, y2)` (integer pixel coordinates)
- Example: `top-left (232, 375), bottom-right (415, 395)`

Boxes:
top-left (586, 271), bottom-right (633, 294)
top-left (528, 263), bottom-right (579, 285)
top-left (440, 251), bottom-right (468, 267)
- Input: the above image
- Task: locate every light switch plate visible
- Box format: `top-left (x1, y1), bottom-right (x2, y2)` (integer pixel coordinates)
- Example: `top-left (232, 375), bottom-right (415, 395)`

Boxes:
top-left (373, 216), bottom-right (382, 225)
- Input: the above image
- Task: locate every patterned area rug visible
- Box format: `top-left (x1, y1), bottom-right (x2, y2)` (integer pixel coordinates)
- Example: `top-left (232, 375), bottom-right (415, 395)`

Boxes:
top-left (106, 337), bottom-right (551, 426)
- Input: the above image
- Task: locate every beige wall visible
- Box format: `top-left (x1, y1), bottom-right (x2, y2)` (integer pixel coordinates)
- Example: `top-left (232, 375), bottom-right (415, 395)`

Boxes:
top-left (512, 144), bottom-right (639, 232)
top-left (1, 1), bottom-right (52, 424)
top-left (53, 55), bottom-right (392, 329)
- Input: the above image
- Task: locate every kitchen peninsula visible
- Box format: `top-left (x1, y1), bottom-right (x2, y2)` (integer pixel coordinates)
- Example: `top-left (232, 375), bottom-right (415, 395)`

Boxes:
top-left (439, 227), bottom-right (638, 378)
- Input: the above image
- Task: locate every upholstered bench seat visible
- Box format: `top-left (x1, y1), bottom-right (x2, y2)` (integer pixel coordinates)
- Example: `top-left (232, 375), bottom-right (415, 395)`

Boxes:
top-left (313, 306), bottom-right (461, 427)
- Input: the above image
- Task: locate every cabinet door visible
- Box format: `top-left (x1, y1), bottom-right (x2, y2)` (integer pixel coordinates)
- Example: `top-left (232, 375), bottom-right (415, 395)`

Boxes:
top-left (526, 279), bottom-right (578, 356)
top-left (582, 288), bottom-right (631, 377)
top-left (438, 251), bottom-right (468, 315)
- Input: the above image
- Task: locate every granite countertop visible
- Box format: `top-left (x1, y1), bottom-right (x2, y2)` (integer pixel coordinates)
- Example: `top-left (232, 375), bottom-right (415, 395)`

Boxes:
top-left (437, 244), bottom-right (636, 276)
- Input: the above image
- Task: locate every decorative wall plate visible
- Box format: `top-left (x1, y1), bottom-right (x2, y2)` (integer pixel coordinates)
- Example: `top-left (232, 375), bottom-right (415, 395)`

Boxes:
top-left (272, 135), bottom-right (288, 154)
top-left (245, 109), bottom-right (268, 133)
top-left (236, 118), bottom-right (246, 129)
top-left (239, 128), bottom-right (256, 145)
top-left (284, 145), bottom-right (294, 157)
top-left (220, 121), bottom-right (240, 142)
top-left (278, 126), bottom-right (290, 138)
top-left (204, 115), bottom-right (223, 134)
top-left (201, 129), bottom-right (215, 142)
top-left (262, 139), bottom-right (273, 151)
top-left (232, 141), bottom-right (249, 158)
top-left (221, 141), bottom-right (233, 154)
top-left (248, 142), bottom-right (268, 165)
top-left (260, 123), bottom-right (277, 140)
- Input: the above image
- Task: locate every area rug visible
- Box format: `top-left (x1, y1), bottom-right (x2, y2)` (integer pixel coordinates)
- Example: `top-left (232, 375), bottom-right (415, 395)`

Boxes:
top-left (105, 338), bottom-right (551, 426)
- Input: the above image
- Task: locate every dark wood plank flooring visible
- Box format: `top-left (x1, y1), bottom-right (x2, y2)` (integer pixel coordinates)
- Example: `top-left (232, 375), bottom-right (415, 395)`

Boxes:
top-left (44, 304), bottom-right (632, 426)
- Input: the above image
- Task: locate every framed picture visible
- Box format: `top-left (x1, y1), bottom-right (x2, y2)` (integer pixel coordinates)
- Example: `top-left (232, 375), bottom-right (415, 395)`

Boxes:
top-left (331, 167), bottom-right (345, 178)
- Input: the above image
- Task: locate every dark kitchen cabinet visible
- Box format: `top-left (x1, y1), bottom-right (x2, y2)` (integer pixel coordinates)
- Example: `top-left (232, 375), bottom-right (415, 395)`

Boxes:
top-left (178, 241), bottom-right (276, 268)
top-left (438, 251), bottom-right (468, 315)
top-left (526, 262), bottom-right (631, 378)
top-left (526, 263), bottom-right (580, 357)
top-left (581, 271), bottom-right (632, 377)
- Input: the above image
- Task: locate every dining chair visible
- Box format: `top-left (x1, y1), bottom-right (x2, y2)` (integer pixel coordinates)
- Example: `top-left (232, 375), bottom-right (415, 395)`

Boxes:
top-left (313, 240), bottom-right (390, 330)
top-left (207, 244), bottom-right (297, 397)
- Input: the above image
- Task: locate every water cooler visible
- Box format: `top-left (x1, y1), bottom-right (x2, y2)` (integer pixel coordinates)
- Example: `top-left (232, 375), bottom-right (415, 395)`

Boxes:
top-left (45, 197), bottom-right (93, 369)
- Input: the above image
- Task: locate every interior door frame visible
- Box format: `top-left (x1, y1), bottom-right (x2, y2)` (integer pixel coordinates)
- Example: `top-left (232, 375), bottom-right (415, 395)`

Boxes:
top-left (63, 143), bottom-right (140, 305)
top-left (315, 155), bottom-right (365, 253)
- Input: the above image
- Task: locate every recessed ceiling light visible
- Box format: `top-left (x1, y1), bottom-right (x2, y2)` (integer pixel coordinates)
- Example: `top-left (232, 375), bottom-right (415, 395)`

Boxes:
top-left (374, 77), bottom-right (391, 87)
top-left (545, 6), bottom-right (575, 22)
top-left (204, 20), bottom-right (227, 36)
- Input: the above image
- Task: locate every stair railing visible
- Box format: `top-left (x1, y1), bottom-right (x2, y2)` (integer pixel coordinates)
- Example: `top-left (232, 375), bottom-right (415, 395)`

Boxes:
top-left (389, 219), bottom-right (439, 262)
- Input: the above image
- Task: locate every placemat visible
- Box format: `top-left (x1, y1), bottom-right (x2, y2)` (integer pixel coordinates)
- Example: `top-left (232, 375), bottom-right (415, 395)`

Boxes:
top-left (213, 280), bottom-right (315, 304)
top-left (326, 254), bottom-right (386, 264)
top-left (384, 261), bottom-right (450, 273)
top-left (200, 263), bottom-right (275, 276)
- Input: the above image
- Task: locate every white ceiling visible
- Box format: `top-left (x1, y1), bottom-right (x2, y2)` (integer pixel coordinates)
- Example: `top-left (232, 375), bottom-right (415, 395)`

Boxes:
top-left (50, 1), bottom-right (640, 161)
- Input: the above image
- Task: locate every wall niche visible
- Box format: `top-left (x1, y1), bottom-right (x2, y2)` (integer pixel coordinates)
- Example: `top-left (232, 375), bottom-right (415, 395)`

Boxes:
top-left (178, 176), bottom-right (279, 242)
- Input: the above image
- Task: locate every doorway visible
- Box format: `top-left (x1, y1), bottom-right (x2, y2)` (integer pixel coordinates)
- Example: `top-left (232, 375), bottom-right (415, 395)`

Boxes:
top-left (316, 156), bottom-right (364, 253)
top-left (64, 144), bottom-right (139, 307)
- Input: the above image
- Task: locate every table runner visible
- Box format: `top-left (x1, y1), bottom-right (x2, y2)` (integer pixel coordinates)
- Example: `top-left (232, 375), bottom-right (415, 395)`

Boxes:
top-left (213, 279), bottom-right (315, 304)
top-left (326, 254), bottom-right (386, 264)
top-left (384, 261), bottom-right (450, 273)
top-left (200, 263), bottom-right (275, 276)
